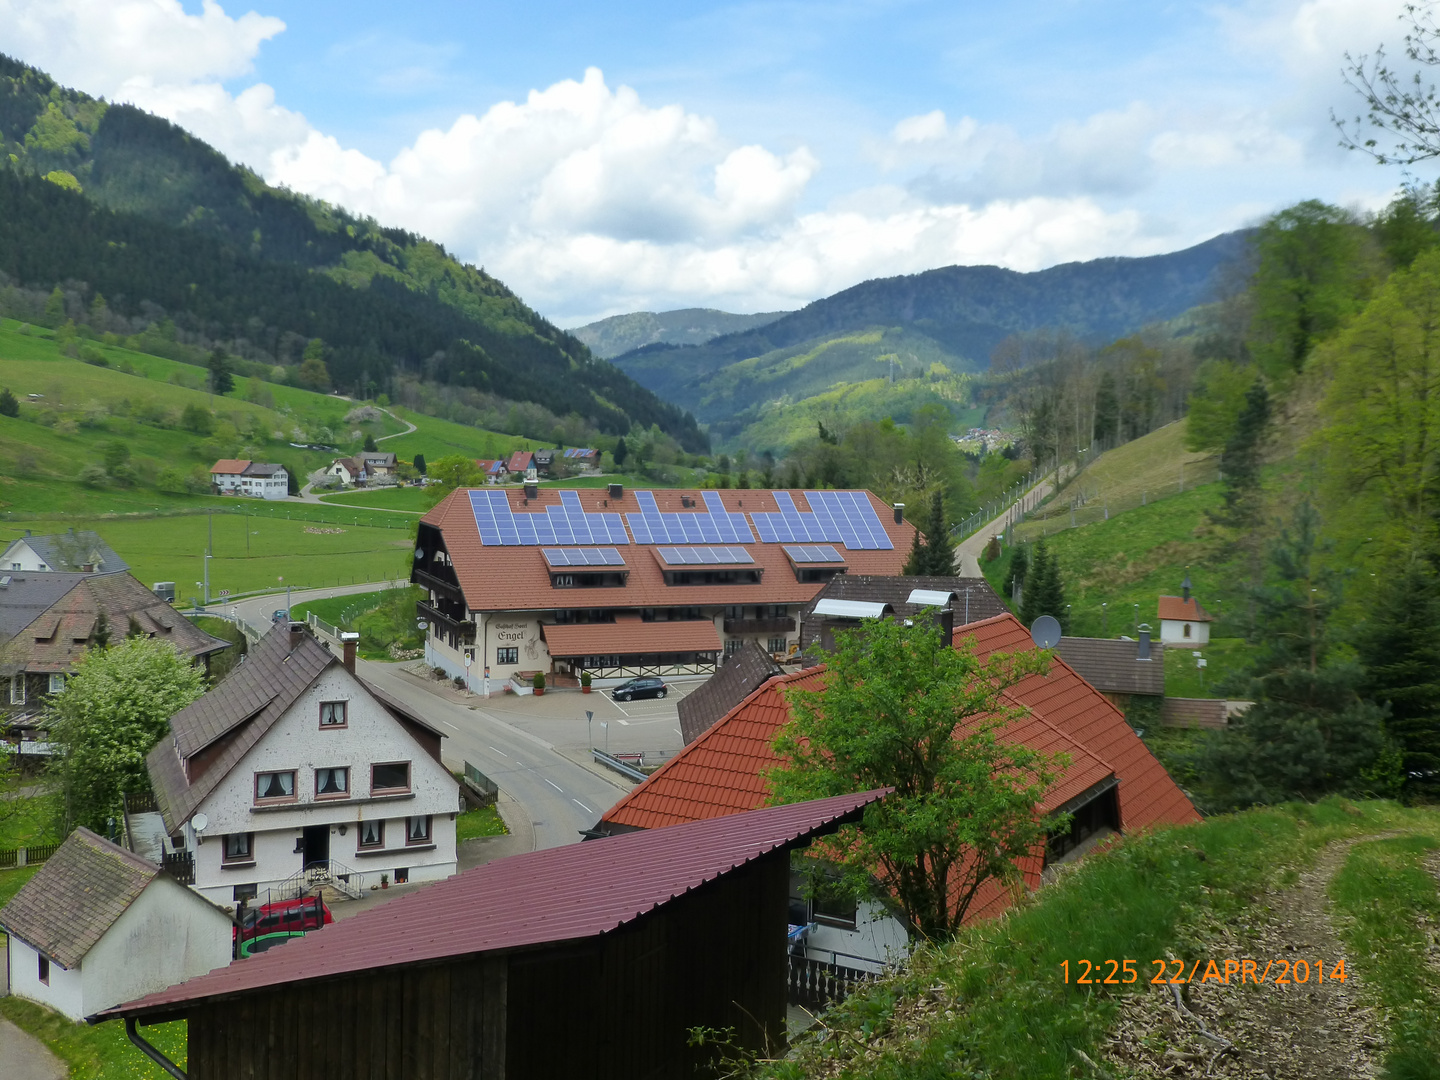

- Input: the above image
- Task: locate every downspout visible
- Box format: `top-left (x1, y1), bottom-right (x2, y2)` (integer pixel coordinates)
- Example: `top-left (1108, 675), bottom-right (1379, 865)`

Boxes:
top-left (125, 1017), bottom-right (188, 1079)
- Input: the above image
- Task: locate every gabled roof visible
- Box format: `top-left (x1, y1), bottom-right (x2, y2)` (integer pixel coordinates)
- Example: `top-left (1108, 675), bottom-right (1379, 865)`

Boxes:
top-left (0, 573), bottom-right (229, 677)
top-left (678, 640), bottom-right (783, 745)
top-left (798, 574), bottom-right (1008, 654)
top-left (1053, 637), bottom-right (1165, 696)
top-left (602, 612), bottom-right (1197, 840)
top-left (104, 790), bottom-right (887, 1021)
top-left (1157, 596), bottom-right (1212, 622)
top-left (0, 572), bottom-right (89, 642)
top-left (505, 451), bottom-right (534, 472)
top-left (147, 625), bottom-right (335, 831)
top-left (210, 459), bottom-right (250, 475)
top-left (1, 531), bottom-right (129, 575)
top-left (0, 828), bottom-right (158, 968)
top-left (240, 462), bottom-right (286, 477)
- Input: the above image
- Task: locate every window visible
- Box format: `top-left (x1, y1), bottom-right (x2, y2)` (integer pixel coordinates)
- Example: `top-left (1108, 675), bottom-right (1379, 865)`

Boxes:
top-left (724, 639), bottom-right (743, 657)
top-left (394, 867), bottom-right (409, 884)
top-left (725, 605), bottom-right (745, 619)
top-left (233, 883), bottom-right (257, 904)
top-left (315, 767), bottom-right (349, 798)
top-left (223, 833), bottom-right (254, 865)
top-left (255, 771), bottom-right (296, 802)
top-left (554, 574), bottom-right (574, 588)
top-left (768, 637), bottom-right (788, 654)
top-left (359, 819), bottom-right (384, 848)
top-left (47, 673), bottom-right (65, 694)
top-left (38, 954), bottom-right (49, 985)
top-left (406, 816), bottom-right (431, 844)
top-left (9, 677), bottom-right (24, 706)
top-left (371, 762), bottom-right (410, 794)
top-left (1183, 623), bottom-right (1192, 638)
top-left (496, 647), bottom-right (519, 665)
top-left (319, 701), bottom-right (347, 728)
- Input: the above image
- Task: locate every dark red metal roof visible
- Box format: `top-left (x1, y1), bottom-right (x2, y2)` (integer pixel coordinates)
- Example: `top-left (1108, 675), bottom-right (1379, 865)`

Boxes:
top-left (102, 789), bottom-right (887, 1020)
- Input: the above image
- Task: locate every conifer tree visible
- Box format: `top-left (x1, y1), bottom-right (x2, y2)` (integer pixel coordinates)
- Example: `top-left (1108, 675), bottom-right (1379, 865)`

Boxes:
top-left (413, 453), bottom-right (427, 475)
top-left (1018, 539), bottom-right (1067, 631)
top-left (207, 348), bottom-right (234, 396)
top-left (1002, 545), bottom-right (1029, 606)
top-left (923, 490), bottom-right (953, 575)
top-left (613, 437), bottom-right (628, 468)
top-left (363, 433), bottom-right (378, 453)
top-left (0, 387), bottom-right (18, 418)
top-left (1214, 378), bottom-right (1270, 524)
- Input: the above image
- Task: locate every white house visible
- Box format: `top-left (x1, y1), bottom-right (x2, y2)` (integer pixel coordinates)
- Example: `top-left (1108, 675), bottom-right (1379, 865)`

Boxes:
top-left (0, 828), bottom-right (232, 1020)
top-left (1158, 574), bottom-right (1213, 646)
top-left (1, 529), bottom-right (128, 575)
top-left (210, 459), bottom-right (289, 500)
top-left (146, 622), bottom-right (459, 906)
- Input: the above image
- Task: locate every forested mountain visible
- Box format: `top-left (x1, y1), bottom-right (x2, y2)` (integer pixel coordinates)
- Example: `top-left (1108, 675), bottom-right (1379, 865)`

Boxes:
top-left (611, 232), bottom-right (1246, 443)
top-left (0, 55), bottom-right (706, 450)
top-left (570, 308), bottom-right (790, 358)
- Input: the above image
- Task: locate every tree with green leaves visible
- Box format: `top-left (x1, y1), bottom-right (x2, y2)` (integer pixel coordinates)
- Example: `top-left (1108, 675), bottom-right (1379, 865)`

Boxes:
top-left (43, 285), bottom-right (64, 327)
top-left (613, 437), bottom-right (628, 468)
top-left (1213, 378), bottom-right (1270, 525)
top-left (425, 453), bottom-right (482, 493)
top-left (902, 491), bottom-right (953, 575)
top-left (1184, 360), bottom-right (1256, 452)
top-left (1018, 539), bottom-right (1067, 632)
top-left (207, 347), bottom-right (234, 395)
top-left (1092, 369), bottom-right (1120, 446)
top-left (0, 386), bottom-right (18, 417)
top-left (1002, 545), bottom-right (1028, 606)
top-left (46, 637), bottom-right (206, 832)
top-left (1194, 502), bottom-right (1400, 809)
top-left (413, 453), bottom-right (427, 476)
top-left (363, 433), bottom-right (378, 453)
top-left (768, 616), bottom-right (1062, 937)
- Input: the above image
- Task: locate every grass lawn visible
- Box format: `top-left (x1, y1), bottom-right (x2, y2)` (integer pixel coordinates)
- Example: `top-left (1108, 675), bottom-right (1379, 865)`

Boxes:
top-left (0, 997), bottom-right (188, 1080)
top-left (0, 791), bottom-right (61, 850)
top-left (0, 865), bottom-right (40, 909)
top-left (379, 406), bottom-right (538, 464)
top-left (318, 486), bottom-right (432, 512)
top-left (455, 804), bottom-right (508, 841)
top-left (1162, 636), bottom-right (1251, 697)
top-left (291, 585), bottom-right (422, 658)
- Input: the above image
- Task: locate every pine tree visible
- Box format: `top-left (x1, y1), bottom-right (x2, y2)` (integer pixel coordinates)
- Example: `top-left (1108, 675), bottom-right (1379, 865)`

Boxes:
top-left (1093, 370), bottom-right (1120, 446)
top-left (1214, 378), bottom-right (1270, 523)
top-left (413, 453), bottom-right (427, 475)
top-left (207, 348), bottom-right (234, 395)
top-left (902, 525), bottom-right (926, 576)
top-left (923, 490), bottom-right (953, 575)
top-left (614, 437), bottom-right (628, 468)
top-left (363, 433), bottom-right (378, 453)
top-left (43, 285), bottom-right (64, 327)
top-left (1003, 546), bottom-right (1029, 606)
top-left (1018, 539), bottom-right (1067, 631)
top-left (0, 387), bottom-right (18, 418)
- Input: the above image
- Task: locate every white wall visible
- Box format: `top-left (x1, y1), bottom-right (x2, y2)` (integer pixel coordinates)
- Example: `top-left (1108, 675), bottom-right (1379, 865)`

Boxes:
top-left (190, 664), bottom-right (458, 903)
top-left (800, 900), bottom-right (911, 974)
top-left (1159, 618), bottom-right (1210, 646)
top-left (80, 875), bottom-right (232, 1018)
top-left (7, 936), bottom-right (86, 1020)
top-left (1, 540), bottom-right (48, 571)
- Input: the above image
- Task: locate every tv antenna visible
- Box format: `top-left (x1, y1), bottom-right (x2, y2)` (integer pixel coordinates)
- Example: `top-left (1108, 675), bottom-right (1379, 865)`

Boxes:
top-left (1030, 615), bottom-right (1061, 649)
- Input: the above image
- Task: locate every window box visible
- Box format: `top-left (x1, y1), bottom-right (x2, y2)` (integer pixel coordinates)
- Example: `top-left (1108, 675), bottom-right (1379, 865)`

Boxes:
top-left (315, 767), bottom-right (349, 799)
top-left (255, 770), bottom-right (296, 804)
top-left (319, 701), bottom-right (347, 728)
top-left (371, 761), bottom-right (410, 795)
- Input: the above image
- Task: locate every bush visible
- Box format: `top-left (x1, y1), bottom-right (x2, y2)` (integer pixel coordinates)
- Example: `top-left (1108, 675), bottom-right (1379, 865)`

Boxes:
top-left (76, 462), bottom-right (108, 487)
top-left (533, 671), bottom-right (546, 692)
top-left (453, 676), bottom-right (466, 689)
top-left (581, 670), bottom-right (592, 688)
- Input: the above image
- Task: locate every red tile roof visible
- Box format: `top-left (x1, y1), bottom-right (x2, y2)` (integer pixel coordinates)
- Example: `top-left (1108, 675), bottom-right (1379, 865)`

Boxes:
top-left (209, 459), bottom-right (250, 475)
top-left (422, 488), bottom-right (915, 614)
top-left (603, 611), bottom-right (1198, 848)
top-left (102, 790), bottom-right (887, 1020)
top-left (1157, 596), bottom-right (1212, 622)
top-left (505, 451), bottom-right (534, 473)
top-left (542, 618), bottom-right (720, 657)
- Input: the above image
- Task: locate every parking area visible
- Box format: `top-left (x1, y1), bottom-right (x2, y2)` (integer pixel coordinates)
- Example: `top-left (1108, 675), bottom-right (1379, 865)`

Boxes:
top-left (468, 679), bottom-right (702, 759)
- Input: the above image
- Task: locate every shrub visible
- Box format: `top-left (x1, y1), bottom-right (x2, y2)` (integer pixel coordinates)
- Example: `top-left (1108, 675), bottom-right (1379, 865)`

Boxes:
top-left (533, 671), bottom-right (546, 692)
top-left (0, 387), bottom-right (18, 417)
top-left (453, 676), bottom-right (466, 690)
top-left (581, 670), bottom-right (592, 688)
top-left (77, 462), bottom-right (108, 486)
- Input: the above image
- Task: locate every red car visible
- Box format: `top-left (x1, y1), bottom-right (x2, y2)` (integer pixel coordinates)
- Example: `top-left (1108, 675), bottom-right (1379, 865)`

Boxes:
top-left (235, 895), bottom-right (333, 944)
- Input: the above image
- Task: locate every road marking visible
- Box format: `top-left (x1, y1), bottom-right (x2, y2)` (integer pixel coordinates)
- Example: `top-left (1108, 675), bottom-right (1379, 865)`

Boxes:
top-left (544, 778), bottom-right (563, 792)
top-left (487, 746), bottom-right (508, 757)
top-left (440, 720), bottom-right (457, 731)
top-left (674, 728), bottom-right (683, 737)
top-left (572, 798), bottom-right (592, 814)
top-left (615, 717), bottom-right (629, 726)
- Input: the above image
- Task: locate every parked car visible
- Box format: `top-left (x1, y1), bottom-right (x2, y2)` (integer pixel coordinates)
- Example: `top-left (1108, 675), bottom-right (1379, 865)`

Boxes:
top-left (271, 609), bottom-right (290, 624)
top-left (236, 894), bottom-right (332, 944)
top-left (611, 677), bottom-right (668, 702)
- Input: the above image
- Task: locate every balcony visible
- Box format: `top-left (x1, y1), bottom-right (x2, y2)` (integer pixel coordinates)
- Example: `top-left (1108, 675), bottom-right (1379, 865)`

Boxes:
top-left (412, 568), bottom-right (466, 603)
top-left (722, 616), bottom-right (794, 635)
top-left (417, 599), bottom-right (475, 644)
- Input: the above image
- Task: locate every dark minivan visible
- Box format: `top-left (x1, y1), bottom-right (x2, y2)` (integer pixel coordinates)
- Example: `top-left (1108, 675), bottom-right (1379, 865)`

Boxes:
top-left (611, 677), bottom-right (668, 702)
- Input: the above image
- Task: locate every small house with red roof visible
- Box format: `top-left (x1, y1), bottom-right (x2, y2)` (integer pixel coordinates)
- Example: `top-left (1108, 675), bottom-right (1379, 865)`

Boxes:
top-left (505, 450), bottom-right (535, 478)
top-left (1158, 571), bottom-right (1213, 646)
top-left (594, 611), bottom-right (1199, 976)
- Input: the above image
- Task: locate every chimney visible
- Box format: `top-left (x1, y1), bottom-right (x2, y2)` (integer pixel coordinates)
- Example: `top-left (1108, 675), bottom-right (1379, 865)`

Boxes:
top-left (609, 483), bottom-right (623, 499)
top-left (1182, 569), bottom-right (1192, 603)
top-left (524, 482), bottom-right (538, 500)
top-left (1137, 623), bottom-right (1152, 661)
top-left (288, 621), bottom-right (306, 650)
top-left (340, 632), bottom-right (359, 674)
top-left (893, 503), bottom-right (904, 524)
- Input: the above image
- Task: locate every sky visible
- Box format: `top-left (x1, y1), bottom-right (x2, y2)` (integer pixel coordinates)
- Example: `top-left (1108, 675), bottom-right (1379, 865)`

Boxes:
top-left (0, 0), bottom-right (1426, 325)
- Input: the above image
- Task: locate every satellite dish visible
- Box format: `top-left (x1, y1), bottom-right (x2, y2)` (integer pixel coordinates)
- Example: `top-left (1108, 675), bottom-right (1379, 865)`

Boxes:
top-left (192, 813), bottom-right (208, 833)
top-left (1030, 615), bottom-right (1062, 649)
top-left (414, 547), bottom-right (425, 560)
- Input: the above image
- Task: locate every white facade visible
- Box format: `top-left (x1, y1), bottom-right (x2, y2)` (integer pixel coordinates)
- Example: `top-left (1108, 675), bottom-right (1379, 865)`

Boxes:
top-left (797, 898), bottom-right (911, 975)
top-left (6, 875), bottom-right (232, 1021)
top-left (327, 460), bottom-right (360, 485)
top-left (211, 469), bottom-right (247, 494)
top-left (238, 469), bottom-right (289, 500)
top-left (1, 539), bottom-right (49, 572)
top-left (1159, 617), bottom-right (1211, 646)
top-left (182, 665), bottom-right (459, 905)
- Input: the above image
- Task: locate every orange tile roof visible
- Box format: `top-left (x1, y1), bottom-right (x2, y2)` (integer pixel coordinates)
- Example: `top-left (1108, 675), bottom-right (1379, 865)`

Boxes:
top-left (210, 459), bottom-right (250, 475)
top-left (602, 611), bottom-right (1198, 855)
top-left (422, 487), bottom-right (915, 614)
top-left (1158, 596), bottom-right (1212, 622)
top-left (542, 619), bottom-right (720, 657)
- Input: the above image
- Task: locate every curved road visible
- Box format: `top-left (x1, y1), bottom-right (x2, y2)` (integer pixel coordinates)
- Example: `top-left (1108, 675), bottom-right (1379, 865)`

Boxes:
top-left (225, 584), bottom-right (625, 851)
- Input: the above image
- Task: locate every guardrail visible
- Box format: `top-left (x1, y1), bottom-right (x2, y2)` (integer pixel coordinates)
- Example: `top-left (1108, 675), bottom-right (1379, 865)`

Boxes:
top-left (591, 749), bottom-right (647, 782)
top-left (462, 762), bottom-right (499, 809)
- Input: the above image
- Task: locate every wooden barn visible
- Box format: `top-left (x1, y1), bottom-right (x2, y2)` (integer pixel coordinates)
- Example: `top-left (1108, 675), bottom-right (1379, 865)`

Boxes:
top-left (100, 790), bottom-right (886, 1080)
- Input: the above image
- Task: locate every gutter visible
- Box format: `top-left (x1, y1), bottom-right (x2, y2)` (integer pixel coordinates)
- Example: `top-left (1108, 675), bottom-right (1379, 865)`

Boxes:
top-left (125, 1017), bottom-right (188, 1079)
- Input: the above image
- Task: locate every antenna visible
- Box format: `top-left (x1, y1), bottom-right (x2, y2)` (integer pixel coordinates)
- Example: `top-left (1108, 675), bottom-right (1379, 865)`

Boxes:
top-left (192, 813), bottom-right (209, 833)
top-left (1030, 615), bottom-right (1061, 649)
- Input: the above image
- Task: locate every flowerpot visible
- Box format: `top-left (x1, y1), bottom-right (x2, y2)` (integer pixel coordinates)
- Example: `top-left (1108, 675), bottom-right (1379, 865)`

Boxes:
top-left (534, 688), bottom-right (544, 696)
top-left (581, 686), bottom-right (591, 694)
top-left (381, 880), bottom-right (388, 889)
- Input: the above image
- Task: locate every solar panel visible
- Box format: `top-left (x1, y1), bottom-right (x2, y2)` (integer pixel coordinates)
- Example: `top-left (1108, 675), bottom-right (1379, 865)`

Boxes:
top-left (468, 489), bottom-right (631, 546)
top-left (542, 547), bottom-right (626, 567)
top-left (657, 546), bottom-right (756, 566)
top-left (783, 544), bottom-right (845, 563)
top-left (624, 491), bottom-right (754, 546)
top-left (748, 492), bottom-right (894, 550)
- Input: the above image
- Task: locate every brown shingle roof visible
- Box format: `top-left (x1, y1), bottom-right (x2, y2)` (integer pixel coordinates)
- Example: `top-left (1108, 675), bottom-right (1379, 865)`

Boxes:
top-left (210, 459), bottom-right (250, 475)
top-left (541, 618), bottom-right (720, 657)
top-left (148, 625), bottom-right (336, 831)
top-left (678, 640), bottom-right (783, 745)
top-left (1157, 596), bottom-right (1212, 622)
top-left (421, 488), bottom-right (915, 614)
top-left (0, 828), bottom-right (157, 968)
top-left (1053, 637), bottom-right (1165, 696)
top-left (798, 574), bottom-right (1008, 654)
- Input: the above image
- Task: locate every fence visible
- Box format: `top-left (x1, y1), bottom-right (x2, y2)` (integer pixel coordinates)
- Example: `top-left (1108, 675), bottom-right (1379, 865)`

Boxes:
top-left (162, 850), bottom-right (196, 884)
top-left (461, 762), bottom-right (499, 809)
top-left (0, 841), bottom-right (60, 870)
top-left (1014, 455), bottom-right (1222, 543)
top-left (0, 502), bottom-right (417, 530)
top-left (951, 464), bottom-right (1049, 542)
top-left (787, 953), bottom-right (881, 1009)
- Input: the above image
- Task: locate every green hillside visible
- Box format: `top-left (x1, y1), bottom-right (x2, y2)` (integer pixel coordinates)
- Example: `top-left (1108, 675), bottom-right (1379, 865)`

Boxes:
top-left (0, 54), bottom-right (705, 451)
top-left (570, 307), bottom-right (790, 358)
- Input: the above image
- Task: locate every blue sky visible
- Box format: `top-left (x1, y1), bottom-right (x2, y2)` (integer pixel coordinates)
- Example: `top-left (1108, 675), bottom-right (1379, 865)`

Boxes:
top-left (1, 0), bottom-right (1421, 323)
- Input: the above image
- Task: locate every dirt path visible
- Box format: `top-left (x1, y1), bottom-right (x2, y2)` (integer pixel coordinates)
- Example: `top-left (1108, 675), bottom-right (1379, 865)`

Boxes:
top-left (1103, 836), bottom-right (1389, 1079)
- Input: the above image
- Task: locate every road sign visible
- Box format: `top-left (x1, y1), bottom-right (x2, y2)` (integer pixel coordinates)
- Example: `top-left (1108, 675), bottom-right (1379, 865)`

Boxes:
top-left (218, 589), bottom-right (231, 597)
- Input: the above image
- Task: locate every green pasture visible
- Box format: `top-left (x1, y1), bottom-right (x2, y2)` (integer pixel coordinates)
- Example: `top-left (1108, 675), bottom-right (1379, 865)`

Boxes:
top-left (318, 485), bottom-right (432, 512)
top-left (378, 406), bottom-right (537, 463)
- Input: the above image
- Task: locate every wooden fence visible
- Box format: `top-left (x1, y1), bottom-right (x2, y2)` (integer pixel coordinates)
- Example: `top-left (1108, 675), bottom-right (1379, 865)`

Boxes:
top-left (0, 841), bottom-right (60, 870)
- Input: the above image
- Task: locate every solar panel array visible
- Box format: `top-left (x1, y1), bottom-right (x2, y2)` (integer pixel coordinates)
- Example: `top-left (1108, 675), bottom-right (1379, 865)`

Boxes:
top-left (752, 492), bottom-right (894, 550)
top-left (469, 490), bottom-right (629, 547)
top-left (783, 544), bottom-right (846, 563)
top-left (626, 491), bottom-right (755, 545)
top-left (541, 547), bottom-right (626, 567)
top-left (656, 546), bottom-right (756, 566)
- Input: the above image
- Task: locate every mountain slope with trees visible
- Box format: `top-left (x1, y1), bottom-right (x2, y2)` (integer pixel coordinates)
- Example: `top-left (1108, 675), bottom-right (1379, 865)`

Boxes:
top-left (569, 307), bottom-right (790, 358)
top-left (0, 54), bottom-right (705, 451)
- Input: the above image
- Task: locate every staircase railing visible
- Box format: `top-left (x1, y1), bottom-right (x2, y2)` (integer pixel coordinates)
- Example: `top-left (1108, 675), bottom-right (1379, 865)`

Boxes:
top-left (269, 859), bottom-right (367, 903)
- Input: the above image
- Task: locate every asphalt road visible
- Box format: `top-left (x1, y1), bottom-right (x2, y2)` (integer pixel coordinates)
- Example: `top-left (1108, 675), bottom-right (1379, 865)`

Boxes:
top-left (224, 584), bottom-right (629, 849)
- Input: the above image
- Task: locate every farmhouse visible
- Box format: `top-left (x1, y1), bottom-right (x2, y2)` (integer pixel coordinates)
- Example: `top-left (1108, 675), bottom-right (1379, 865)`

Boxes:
top-left (412, 486), bottom-right (914, 691)
top-left (0, 828), bottom-right (232, 1021)
top-left (145, 621), bottom-right (459, 906)
top-left (504, 450), bottom-right (534, 478)
top-left (1, 529), bottom-right (128, 574)
top-left (210, 459), bottom-right (289, 500)
top-left (102, 791), bottom-right (884, 1080)
top-left (1158, 572), bottom-right (1213, 646)
top-left (359, 451), bottom-right (397, 478)
top-left (595, 611), bottom-right (1199, 973)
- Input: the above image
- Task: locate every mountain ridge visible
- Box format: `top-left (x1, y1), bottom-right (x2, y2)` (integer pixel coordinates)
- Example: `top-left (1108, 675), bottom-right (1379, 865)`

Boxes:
top-left (570, 307), bottom-right (791, 358)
